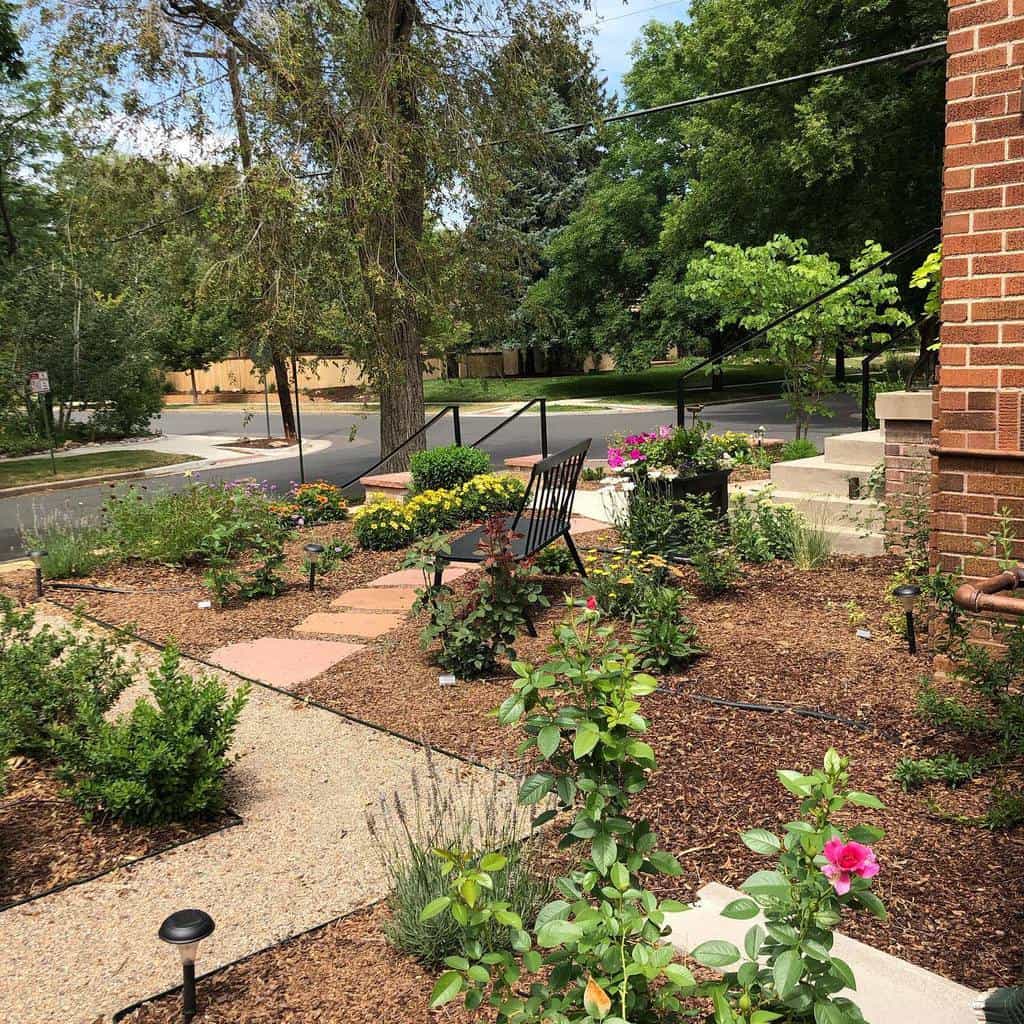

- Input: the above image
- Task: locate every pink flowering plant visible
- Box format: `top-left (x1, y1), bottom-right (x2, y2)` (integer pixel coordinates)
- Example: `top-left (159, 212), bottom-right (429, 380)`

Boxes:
top-left (694, 749), bottom-right (886, 1024)
top-left (606, 423), bottom-right (750, 478)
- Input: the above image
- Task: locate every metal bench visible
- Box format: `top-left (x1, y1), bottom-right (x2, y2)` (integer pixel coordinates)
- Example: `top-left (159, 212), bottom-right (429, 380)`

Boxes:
top-left (432, 439), bottom-right (592, 632)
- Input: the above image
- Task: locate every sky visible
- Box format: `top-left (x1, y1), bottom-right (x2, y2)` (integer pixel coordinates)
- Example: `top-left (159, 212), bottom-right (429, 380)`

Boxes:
top-left (585, 0), bottom-right (690, 97)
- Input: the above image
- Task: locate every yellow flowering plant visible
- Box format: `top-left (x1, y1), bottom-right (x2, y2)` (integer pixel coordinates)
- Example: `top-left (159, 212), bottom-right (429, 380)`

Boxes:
top-left (352, 500), bottom-right (415, 551)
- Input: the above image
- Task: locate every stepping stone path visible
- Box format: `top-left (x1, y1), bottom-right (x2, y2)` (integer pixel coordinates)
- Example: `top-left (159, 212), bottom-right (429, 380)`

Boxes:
top-left (207, 636), bottom-right (365, 687)
top-left (1, 612), bottom-right (512, 1024)
top-left (371, 562), bottom-right (474, 587)
top-left (569, 515), bottom-right (609, 535)
top-left (331, 586), bottom-right (419, 611)
top-left (294, 610), bottom-right (403, 639)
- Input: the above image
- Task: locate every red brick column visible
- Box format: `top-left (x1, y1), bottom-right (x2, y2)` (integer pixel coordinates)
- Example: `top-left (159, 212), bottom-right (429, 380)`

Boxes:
top-left (934, 1), bottom-right (1024, 579)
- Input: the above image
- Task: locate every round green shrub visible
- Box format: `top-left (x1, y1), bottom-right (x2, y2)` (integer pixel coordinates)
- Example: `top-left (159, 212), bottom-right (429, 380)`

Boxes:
top-left (409, 445), bottom-right (490, 492)
top-left (778, 438), bottom-right (819, 462)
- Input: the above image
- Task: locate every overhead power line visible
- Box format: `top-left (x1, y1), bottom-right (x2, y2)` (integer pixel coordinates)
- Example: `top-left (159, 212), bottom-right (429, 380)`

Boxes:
top-left (536, 39), bottom-right (947, 138)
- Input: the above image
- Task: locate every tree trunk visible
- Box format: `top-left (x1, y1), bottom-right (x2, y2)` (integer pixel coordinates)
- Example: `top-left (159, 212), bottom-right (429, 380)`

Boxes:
top-left (0, 167), bottom-right (17, 258)
top-left (272, 353), bottom-right (297, 441)
top-left (189, 367), bottom-right (198, 405)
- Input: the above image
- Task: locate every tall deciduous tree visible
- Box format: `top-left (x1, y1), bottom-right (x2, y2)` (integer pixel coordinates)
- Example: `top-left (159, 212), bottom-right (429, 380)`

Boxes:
top-left (36, 0), bottom-right (598, 467)
top-left (682, 235), bottom-right (910, 438)
top-left (531, 0), bottom-right (945, 369)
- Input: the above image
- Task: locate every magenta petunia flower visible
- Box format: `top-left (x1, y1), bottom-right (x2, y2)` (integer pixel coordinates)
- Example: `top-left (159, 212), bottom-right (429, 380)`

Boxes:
top-left (821, 839), bottom-right (879, 895)
top-left (629, 447), bottom-right (645, 461)
top-left (607, 448), bottom-right (624, 469)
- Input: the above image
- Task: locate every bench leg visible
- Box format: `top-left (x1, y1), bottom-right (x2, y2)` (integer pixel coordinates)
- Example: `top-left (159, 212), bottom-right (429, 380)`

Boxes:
top-left (433, 558), bottom-right (447, 590)
top-left (564, 533), bottom-right (588, 578)
top-left (522, 605), bottom-right (537, 638)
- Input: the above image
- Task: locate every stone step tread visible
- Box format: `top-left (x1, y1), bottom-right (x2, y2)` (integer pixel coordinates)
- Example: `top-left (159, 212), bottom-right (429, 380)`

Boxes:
top-left (330, 587), bottom-right (419, 612)
top-left (775, 454), bottom-right (877, 474)
top-left (732, 482), bottom-right (884, 509)
top-left (206, 637), bottom-right (366, 687)
top-left (665, 883), bottom-right (977, 1024)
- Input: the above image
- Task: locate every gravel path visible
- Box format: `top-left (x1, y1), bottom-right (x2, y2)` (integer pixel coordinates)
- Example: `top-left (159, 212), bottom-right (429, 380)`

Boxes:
top-left (1, 611), bottom-right (509, 1024)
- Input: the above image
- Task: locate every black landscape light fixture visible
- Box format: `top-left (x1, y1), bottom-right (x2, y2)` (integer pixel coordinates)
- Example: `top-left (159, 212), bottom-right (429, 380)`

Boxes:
top-left (755, 425), bottom-right (767, 447)
top-left (893, 583), bottom-right (921, 655)
top-left (304, 543), bottom-right (325, 591)
top-left (28, 550), bottom-right (47, 599)
top-left (159, 909), bottom-right (215, 1023)
top-left (687, 403), bottom-right (705, 428)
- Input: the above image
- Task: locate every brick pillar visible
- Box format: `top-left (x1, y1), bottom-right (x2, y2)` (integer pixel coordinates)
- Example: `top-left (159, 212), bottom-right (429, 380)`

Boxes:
top-left (934, 2), bottom-right (1024, 579)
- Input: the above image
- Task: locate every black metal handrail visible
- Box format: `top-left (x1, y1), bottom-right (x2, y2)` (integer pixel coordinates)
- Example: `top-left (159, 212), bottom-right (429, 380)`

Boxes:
top-left (674, 226), bottom-right (941, 426)
top-left (859, 314), bottom-right (933, 431)
top-left (338, 404), bottom-right (462, 490)
top-left (468, 397), bottom-right (549, 459)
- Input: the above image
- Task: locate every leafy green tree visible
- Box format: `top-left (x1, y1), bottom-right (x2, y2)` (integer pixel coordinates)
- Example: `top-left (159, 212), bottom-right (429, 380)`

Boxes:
top-left (531, 0), bottom-right (944, 370)
top-left (0, 1), bottom-right (25, 82)
top-left (682, 235), bottom-right (910, 438)
top-left (36, 1), bottom-right (600, 467)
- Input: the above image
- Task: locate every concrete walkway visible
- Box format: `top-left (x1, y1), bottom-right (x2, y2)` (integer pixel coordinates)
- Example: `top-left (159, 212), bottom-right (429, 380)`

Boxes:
top-left (666, 883), bottom-right (979, 1024)
top-left (1, 611), bottom-right (510, 1024)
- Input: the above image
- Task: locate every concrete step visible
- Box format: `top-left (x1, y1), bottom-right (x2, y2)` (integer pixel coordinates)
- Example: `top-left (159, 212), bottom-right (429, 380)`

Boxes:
top-left (824, 428), bottom-right (885, 468)
top-left (818, 525), bottom-right (886, 556)
top-left (666, 883), bottom-right (977, 1024)
top-left (360, 470), bottom-right (412, 502)
top-left (770, 455), bottom-right (875, 498)
top-left (731, 482), bottom-right (885, 532)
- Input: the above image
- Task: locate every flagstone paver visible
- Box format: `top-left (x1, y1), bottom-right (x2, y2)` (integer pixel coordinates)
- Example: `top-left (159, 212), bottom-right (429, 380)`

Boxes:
top-left (206, 636), bottom-right (365, 687)
top-left (294, 610), bottom-right (404, 639)
top-left (568, 515), bottom-right (609, 535)
top-left (1, 612), bottom-right (511, 1024)
top-left (330, 586), bottom-right (419, 612)
top-left (371, 562), bottom-right (475, 587)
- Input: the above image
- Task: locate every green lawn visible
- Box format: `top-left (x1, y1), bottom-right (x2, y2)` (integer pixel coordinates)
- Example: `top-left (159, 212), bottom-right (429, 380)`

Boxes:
top-left (423, 356), bottom-right (792, 405)
top-left (0, 450), bottom-right (197, 489)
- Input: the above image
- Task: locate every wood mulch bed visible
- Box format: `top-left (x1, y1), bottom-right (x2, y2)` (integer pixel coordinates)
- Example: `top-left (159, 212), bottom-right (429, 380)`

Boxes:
top-left (16, 532), bottom-right (1024, 995)
top-left (0, 760), bottom-right (234, 909)
top-left (120, 904), bottom-right (477, 1024)
top-left (27, 523), bottom-right (407, 657)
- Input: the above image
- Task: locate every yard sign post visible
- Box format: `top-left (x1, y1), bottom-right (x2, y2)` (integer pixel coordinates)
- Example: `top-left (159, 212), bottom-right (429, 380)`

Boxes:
top-left (27, 371), bottom-right (56, 475)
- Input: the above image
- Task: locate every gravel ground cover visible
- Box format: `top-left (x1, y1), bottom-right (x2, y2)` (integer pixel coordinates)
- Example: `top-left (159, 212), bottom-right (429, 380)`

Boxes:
top-left (0, 760), bottom-right (235, 909)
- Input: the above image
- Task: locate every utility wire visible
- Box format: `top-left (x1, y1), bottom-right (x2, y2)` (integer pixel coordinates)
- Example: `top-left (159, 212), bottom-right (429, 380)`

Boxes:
top-left (533, 39), bottom-right (947, 138)
top-left (594, 1), bottom-right (685, 26)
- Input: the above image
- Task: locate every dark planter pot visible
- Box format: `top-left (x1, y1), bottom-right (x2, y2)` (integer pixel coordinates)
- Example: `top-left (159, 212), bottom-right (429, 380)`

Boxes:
top-left (648, 467), bottom-right (732, 519)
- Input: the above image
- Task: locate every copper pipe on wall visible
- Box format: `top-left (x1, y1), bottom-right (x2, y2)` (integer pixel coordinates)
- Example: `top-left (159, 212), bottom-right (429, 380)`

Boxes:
top-left (953, 567), bottom-right (1024, 616)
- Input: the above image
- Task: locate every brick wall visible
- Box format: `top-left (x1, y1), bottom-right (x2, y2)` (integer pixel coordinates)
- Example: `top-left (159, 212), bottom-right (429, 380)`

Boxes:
top-left (934, 0), bottom-right (1024, 579)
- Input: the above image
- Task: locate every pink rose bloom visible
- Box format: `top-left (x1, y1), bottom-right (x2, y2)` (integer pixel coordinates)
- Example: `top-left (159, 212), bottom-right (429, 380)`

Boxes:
top-left (822, 839), bottom-right (879, 895)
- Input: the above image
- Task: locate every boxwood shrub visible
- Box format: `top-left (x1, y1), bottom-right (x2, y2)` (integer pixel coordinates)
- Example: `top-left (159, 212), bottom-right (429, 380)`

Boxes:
top-left (409, 445), bottom-right (490, 492)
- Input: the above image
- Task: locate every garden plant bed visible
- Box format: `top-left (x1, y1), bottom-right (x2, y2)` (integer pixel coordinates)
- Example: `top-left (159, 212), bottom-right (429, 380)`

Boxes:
top-left (32, 523), bottom-right (409, 655)
top-left (119, 904), bottom-right (478, 1024)
top-left (0, 759), bottom-right (237, 909)
top-left (14, 527), bottom-right (1023, 997)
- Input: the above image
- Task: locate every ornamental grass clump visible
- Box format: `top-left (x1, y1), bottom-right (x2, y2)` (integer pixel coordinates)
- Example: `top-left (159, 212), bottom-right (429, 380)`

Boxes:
top-left (420, 603), bottom-right (698, 1021)
top-left (368, 750), bottom-right (549, 967)
top-left (695, 749), bottom-right (886, 1024)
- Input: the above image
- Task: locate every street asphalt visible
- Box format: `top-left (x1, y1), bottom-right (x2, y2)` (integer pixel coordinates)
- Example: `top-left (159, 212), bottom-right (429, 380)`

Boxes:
top-left (0, 394), bottom-right (862, 558)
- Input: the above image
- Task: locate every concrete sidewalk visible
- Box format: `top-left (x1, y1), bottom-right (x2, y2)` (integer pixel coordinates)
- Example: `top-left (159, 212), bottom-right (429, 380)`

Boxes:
top-left (0, 435), bottom-right (331, 497)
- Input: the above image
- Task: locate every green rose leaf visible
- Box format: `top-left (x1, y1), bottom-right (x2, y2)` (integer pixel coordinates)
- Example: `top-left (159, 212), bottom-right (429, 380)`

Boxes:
top-left (536, 724), bottom-right (560, 758)
top-left (429, 970), bottom-right (464, 1007)
top-left (721, 897), bottom-right (760, 920)
top-left (813, 1001), bottom-right (851, 1024)
top-left (830, 957), bottom-right (857, 990)
top-left (751, 1013), bottom-right (784, 1024)
top-left (745, 924), bottom-right (766, 959)
top-left (741, 828), bottom-right (781, 855)
top-left (573, 721), bottom-right (600, 759)
top-left (741, 870), bottom-right (790, 901)
top-left (536, 918), bottom-right (583, 947)
top-left (518, 772), bottom-right (555, 805)
top-left (663, 963), bottom-right (696, 988)
top-left (773, 948), bottom-right (802, 996)
top-left (592, 831), bottom-right (617, 873)
top-left (479, 853), bottom-right (508, 872)
top-left (691, 940), bottom-right (741, 968)
top-left (647, 849), bottom-right (683, 876)
top-left (853, 890), bottom-right (888, 921)
top-left (847, 791), bottom-right (884, 809)
top-left (419, 895), bottom-right (452, 922)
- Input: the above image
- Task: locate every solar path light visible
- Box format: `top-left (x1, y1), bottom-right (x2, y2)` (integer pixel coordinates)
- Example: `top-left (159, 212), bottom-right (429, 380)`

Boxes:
top-left (893, 583), bottom-right (922, 655)
top-left (304, 543), bottom-right (325, 591)
top-left (159, 908), bottom-right (215, 1023)
top-left (28, 550), bottom-right (47, 599)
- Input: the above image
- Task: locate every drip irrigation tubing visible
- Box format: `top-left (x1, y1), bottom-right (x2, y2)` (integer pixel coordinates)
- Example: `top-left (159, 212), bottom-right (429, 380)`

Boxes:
top-left (47, 581), bottom-right (207, 596)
